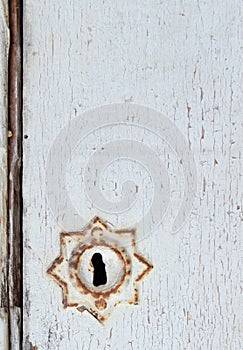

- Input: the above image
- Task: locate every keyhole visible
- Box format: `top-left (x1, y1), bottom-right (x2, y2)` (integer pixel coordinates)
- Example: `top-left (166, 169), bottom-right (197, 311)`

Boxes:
top-left (91, 253), bottom-right (107, 287)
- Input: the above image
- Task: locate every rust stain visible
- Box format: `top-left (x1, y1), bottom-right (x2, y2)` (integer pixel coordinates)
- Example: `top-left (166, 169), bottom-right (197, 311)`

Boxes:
top-left (115, 228), bottom-right (135, 236)
top-left (134, 288), bottom-right (139, 304)
top-left (77, 306), bottom-right (106, 324)
top-left (61, 231), bottom-right (87, 250)
top-left (47, 256), bottom-right (69, 308)
top-left (67, 302), bottom-right (79, 308)
top-left (70, 243), bottom-right (128, 299)
top-left (95, 299), bottom-right (107, 310)
top-left (91, 227), bottom-right (103, 236)
top-left (92, 216), bottom-right (109, 230)
top-left (133, 252), bottom-right (153, 282)
top-left (47, 217), bottom-right (153, 322)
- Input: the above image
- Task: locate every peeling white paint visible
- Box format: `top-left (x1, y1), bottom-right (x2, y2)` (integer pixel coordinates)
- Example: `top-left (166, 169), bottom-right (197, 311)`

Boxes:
top-left (9, 307), bottom-right (21, 350)
top-left (0, 309), bottom-right (8, 350)
top-left (23, 1), bottom-right (242, 349)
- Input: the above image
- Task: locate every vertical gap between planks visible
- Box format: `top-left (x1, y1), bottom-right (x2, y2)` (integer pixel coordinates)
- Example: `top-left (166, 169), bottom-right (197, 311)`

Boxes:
top-left (8, 0), bottom-right (23, 349)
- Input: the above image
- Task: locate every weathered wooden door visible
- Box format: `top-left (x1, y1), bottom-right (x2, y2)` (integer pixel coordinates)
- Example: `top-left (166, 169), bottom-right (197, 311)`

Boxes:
top-left (0, 1), bottom-right (242, 349)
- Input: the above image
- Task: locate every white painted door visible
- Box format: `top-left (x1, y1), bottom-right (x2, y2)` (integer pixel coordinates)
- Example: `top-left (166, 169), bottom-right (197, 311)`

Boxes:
top-left (22, 1), bottom-right (242, 349)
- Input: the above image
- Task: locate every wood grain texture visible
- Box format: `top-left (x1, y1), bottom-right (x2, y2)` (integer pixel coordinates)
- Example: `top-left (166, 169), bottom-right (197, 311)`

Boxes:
top-left (8, 0), bottom-right (23, 309)
top-left (8, 0), bottom-right (23, 348)
top-left (0, 0), bottom-right (9, 348)
top-left (23, 1), bottom-right (242, 349)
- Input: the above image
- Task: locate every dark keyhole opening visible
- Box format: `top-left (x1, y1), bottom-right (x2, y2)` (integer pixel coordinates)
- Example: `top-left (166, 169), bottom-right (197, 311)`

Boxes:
top-left (91, 253), bottom-right (107, 287)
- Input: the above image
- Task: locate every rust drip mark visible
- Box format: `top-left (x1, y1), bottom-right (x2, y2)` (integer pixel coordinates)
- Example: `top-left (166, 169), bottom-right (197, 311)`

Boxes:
top-left (133, 252), bottom-right (153, 282)
top-left (8, 0), bottom-right (23, 348)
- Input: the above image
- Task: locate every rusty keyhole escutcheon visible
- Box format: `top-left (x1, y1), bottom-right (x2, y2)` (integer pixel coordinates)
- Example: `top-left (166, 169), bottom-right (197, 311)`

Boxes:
top-left (47, 217), bottom-right (153, 323)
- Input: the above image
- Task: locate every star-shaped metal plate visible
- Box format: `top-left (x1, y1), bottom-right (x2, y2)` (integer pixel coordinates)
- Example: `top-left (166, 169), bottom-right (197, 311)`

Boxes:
top-left (47, 217), bottom-right (153, 323)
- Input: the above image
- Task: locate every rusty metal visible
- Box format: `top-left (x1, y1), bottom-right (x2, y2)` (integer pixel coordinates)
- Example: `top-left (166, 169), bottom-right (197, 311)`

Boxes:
top-left (47, 217), bottom-right (153, 323)
top-left (8, 0), bottom-right (23, 348)
top-left (69, 243), bottom-right (128, 299)
top-left (133, 252), bottom-right (153, 282)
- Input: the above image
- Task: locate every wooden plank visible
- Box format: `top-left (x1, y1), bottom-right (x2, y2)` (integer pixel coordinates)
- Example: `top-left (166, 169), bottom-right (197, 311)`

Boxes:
top-left (23, 1), bottom-right (242, 349)
top-left (8, 0), bottom-right (23, 348)
top-left (0, 0), bottom-right (9, 349)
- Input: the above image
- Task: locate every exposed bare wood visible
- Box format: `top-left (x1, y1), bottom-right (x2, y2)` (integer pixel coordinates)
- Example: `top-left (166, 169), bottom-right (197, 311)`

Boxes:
top-left (8, 0), bottom-right (22, 348)
top-left (0, 0), bottom-right (9, 349)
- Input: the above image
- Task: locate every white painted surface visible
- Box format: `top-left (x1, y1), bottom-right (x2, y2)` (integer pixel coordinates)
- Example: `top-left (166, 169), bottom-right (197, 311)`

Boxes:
top-left (23, 1), bottom-right (242, 349)
top-left (0, 1), bottom-right (9, 349)
top-left (0, 309), bottom-right (8, 350)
